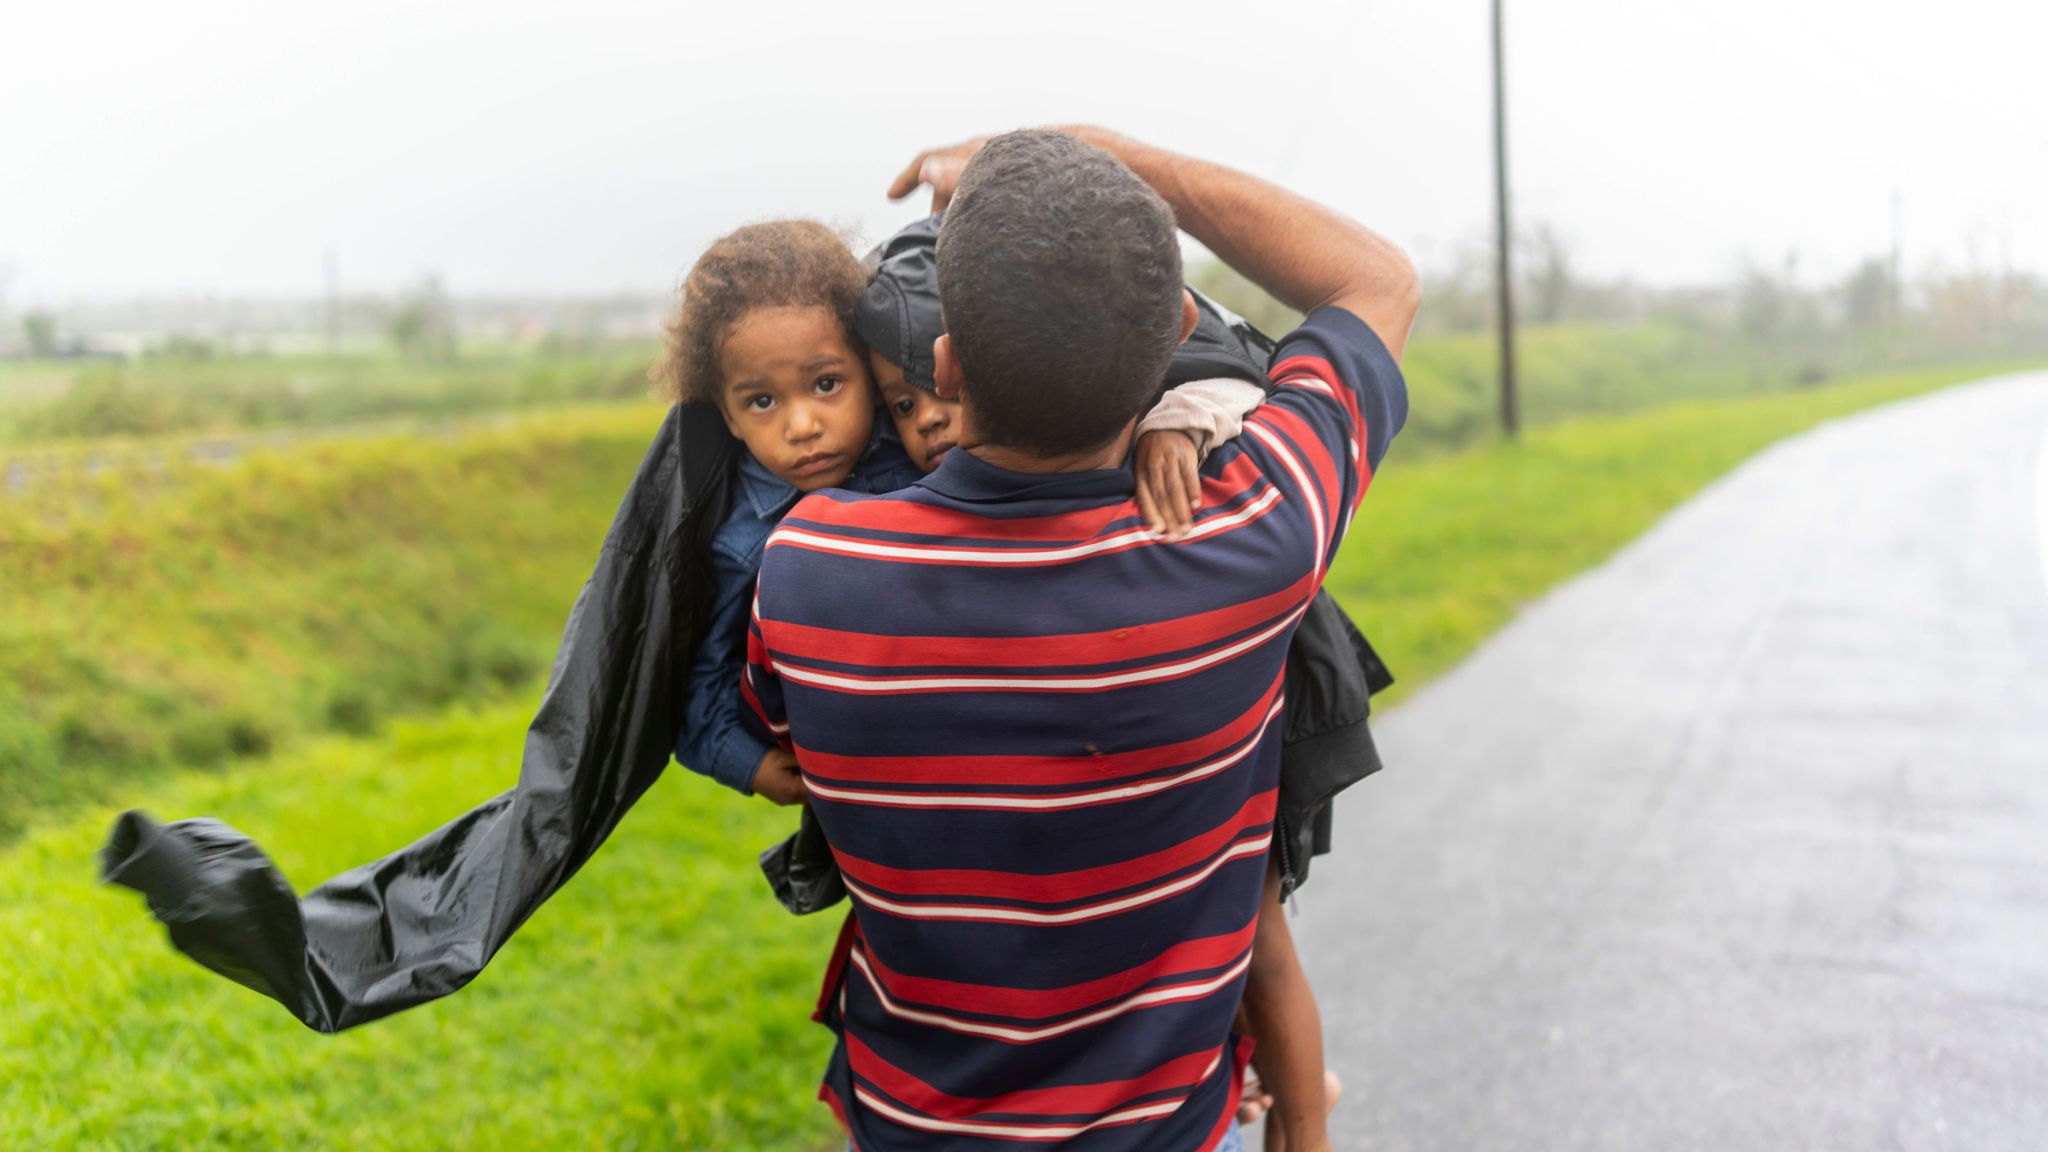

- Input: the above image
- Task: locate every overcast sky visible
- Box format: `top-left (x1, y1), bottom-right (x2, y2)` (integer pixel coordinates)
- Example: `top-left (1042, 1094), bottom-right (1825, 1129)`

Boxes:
top-left (3, 0), bottom-right (2040, 301)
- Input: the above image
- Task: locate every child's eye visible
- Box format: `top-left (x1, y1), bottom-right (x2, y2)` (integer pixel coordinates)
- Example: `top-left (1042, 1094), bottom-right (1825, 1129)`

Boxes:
top-left (892, 397), bottom-right (916, 416)
top-left (744, 394), bottom-right (774, 413)
top-left (815, 376), bottom-right (843, 396)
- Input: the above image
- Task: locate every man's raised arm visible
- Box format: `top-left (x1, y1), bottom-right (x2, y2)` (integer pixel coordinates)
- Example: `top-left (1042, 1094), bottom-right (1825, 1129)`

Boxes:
top-left (889, 126), bottom-right (1420, 360)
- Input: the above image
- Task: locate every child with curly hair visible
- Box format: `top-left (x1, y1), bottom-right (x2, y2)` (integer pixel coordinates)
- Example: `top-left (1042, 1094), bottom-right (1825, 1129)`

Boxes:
top-left (656, 220), bottom-right (926, 805)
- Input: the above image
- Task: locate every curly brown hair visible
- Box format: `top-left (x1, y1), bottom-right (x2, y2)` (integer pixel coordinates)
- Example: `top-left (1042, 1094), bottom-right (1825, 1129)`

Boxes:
top-left (652, 220), bottom-right (870, 406)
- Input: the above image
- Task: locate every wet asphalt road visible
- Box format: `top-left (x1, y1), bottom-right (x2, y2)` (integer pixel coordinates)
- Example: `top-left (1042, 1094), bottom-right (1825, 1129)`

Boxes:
top-left (1293, 373), bottom-right (2048, 1151)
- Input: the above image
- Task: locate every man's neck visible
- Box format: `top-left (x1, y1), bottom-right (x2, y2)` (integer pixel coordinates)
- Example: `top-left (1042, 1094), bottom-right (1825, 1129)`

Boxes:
top-left (962, 423), bottom-right (1136, 475)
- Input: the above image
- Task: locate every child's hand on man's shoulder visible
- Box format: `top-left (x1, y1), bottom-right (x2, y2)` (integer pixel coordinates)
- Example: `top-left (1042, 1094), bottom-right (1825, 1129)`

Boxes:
top-left (1134, 429), bottom-right (1204, 542)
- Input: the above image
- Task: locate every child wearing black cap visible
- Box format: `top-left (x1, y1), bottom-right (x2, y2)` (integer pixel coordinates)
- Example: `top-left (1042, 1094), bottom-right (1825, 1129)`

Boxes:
top-left (856, 214), bottom-right (1270, 534)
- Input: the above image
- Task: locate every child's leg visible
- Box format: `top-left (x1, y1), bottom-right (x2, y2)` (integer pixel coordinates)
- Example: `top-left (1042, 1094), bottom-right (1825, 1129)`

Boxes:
top-left (1240, 857), bottom-right (1332, 1152)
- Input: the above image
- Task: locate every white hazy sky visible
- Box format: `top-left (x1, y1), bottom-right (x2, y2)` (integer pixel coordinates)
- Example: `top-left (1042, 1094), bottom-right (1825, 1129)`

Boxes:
top-left (3, 0), bottom-right (2040, 300)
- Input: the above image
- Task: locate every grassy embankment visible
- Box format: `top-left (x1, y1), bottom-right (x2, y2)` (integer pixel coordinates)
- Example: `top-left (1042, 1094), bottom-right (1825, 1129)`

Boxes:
top-left (1, 354), bottom-right (2036, 1148)
top-left (0, 404), bottom-right (663, 840)
top-left (1, 323), bottom-right (1767, 843)
top-left (0, 344), bottom-right (666, 842)
top-left (1395, 321), bottom-right (1831, 453)
top-left (0, 344), bottom-right (658, 445)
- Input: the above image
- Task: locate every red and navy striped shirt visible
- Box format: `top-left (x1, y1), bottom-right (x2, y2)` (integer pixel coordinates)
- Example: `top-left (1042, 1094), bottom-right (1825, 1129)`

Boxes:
top-left (743, 307), bottom-right (1406, 1151)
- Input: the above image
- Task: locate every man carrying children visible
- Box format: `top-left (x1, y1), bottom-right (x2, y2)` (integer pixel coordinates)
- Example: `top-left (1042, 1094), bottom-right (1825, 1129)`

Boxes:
top-left (97, 121), bottom-right (1417, 1152)
top-left (740, 127), bottom-right (1418, 1152)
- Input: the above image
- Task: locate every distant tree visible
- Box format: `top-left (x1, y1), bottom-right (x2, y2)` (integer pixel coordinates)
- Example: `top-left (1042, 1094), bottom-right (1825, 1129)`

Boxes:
top-left (1519, 221), bottom-right (1575, 325)
top-left (1735, 267), bottom-right (1782, 346)
top-left (152, 335), bottom-right (217, 361)
top-left (1923, 266), bottom-right (1998, 345)
top-left (388, 276), bottom-right (458, 361)
top-left (2006, 274), bottom-right (2048, 336)
top-left (1839, 258), bottom-right (1894, 333)
top-left (1736, 253), bottom-right (1817, 348)
top-left (1417, 241), bottom-right (1499, 333)
top-left (22, 312), bottom-right (58, 359)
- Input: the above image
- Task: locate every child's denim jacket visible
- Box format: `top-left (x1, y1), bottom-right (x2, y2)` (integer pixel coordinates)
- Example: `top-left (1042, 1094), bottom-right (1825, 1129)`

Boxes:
top-left (673, 428), bottom-right (923, 794)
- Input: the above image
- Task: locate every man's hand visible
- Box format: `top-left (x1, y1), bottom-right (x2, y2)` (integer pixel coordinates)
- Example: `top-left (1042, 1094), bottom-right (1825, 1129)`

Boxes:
top-left (895, 125), bottom-right (1418, 360)
top-left (887, 136), bottom-right (988, 212)
top-left (1133, 429), bottom-right (1203, 541)
top-left (750, 747), bottom-right (808, 806)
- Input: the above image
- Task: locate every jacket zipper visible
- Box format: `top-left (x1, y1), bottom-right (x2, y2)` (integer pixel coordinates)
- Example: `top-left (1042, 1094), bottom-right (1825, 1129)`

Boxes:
top-left (1274, 812), bottom-right (1299, 903)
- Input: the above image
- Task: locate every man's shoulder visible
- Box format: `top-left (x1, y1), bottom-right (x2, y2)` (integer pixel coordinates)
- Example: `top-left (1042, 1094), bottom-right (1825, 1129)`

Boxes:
top-left (756, 485), bottom-right (934, 616)
top-left (1269, 306), bottom-right (1399, 382)
top-left (1259, 305), bottom-right (1409, 471)
top-left (789, 480), bottom-right (927, 518)
top-left (769, 483), bottom-right (935, 555)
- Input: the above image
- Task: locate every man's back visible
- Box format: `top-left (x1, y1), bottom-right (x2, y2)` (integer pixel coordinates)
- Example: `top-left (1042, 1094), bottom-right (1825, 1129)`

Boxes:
top-left (744, 309), bottom-right (1405, 1150)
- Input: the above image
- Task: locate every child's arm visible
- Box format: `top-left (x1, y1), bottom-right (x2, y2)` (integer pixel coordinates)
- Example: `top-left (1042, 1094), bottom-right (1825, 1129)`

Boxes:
top-left (1132, 377), bottom-right (1266, 539)
top-left (1241, 857), bottom-right (1335, 1152)
top-left (675, 544), bottom-right (807, 804)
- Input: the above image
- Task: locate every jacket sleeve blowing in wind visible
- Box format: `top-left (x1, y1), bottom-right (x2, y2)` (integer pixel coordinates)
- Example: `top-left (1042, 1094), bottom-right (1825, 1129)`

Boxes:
top-left (98, 405), bottom-right (732, 1033)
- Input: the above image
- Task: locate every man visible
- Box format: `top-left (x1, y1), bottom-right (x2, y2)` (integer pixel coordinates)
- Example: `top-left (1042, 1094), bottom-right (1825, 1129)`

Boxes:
top-left (740, 127), bottom-right (1418, 1152)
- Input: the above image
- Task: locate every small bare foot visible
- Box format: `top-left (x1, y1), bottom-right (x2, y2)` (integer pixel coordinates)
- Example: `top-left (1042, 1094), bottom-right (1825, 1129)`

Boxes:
top-left (1237, 1069), bottom-right (1274, 1125)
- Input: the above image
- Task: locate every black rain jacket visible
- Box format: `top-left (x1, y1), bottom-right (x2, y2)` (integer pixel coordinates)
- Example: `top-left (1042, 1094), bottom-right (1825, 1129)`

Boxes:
top-left (99, 293), bottom-right (1389, 1033)
top-left (1169, 291), bottom-right (1394, 899)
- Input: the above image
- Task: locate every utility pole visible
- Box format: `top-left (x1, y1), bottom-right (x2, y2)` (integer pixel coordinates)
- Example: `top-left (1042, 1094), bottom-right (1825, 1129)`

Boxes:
top-left (1491, 0), bottom-right (1520, 437)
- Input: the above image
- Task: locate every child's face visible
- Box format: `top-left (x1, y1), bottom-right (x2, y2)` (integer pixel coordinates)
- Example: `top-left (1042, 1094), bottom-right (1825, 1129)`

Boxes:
top-left (717, 307), bottom-right (875, 493)
top-left (869, 349), bottom-right (959, 474)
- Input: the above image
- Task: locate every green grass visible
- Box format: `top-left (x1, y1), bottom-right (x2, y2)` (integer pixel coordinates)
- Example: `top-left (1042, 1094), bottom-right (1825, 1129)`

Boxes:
top-left (0, 320), bottom-right (1927, 459)
top-left (0, 403), bottom-right (667, 842)
top-left (1194, 259), bottom-right (2022, 459)
top-left (0, 358), bottom-right (2037, 1149)
top-left (0, 362), bottom-right (74, 441)
top-left (0, 319), bottom-right (1999, 460)
top-left (0, 703), bottom-right (844, 1151)
top-left (0, 343), bottom-right (659, 446)
top-left (1388, 322), bottom-right (2014, 458)
top-left (1323, 359), bottom-right (2041, 697)
top-left (1399, 322), bottom-right (1762, 452)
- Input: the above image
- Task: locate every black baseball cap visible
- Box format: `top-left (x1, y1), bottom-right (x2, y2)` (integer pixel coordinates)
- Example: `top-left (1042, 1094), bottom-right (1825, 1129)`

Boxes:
top-left (856, 213), bottom-right (945, 394)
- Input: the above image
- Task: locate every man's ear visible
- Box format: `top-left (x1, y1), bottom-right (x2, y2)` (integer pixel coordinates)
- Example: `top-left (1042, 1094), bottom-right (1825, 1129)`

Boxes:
top-left (933, 334), bottom-right (966, 401)
top-left (1179, 289), bottom-right (1200, 346)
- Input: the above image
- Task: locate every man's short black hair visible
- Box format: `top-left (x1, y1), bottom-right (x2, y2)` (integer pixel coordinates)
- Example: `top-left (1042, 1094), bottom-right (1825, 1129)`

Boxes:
top-left (936, 130), bottom-right (1184, 457)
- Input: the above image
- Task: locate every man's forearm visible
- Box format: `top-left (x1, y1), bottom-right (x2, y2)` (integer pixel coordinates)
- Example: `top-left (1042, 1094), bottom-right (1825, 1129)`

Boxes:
top-left (1060, 126), bottom-right (1419, 359)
